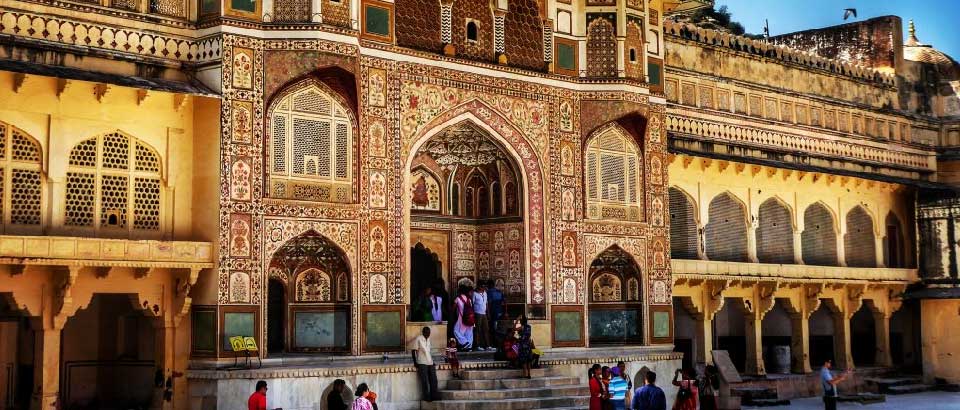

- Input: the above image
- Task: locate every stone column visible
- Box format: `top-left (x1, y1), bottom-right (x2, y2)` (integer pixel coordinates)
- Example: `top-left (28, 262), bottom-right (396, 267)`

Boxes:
top-left (832, 311), bottom-right (853, 370)
top-left (155, 322), bottom-right (176, 410)
top-left (744, 313), bottom-right (765, 375)
top-left (746, 218), bottom-right (759, 263)
top-left (793, 230), bottom-right (804, 264)
top-left (790, 311), bottom-right (812, 373)
top-left (31, 328), bottom-right (61, 410)
top-left (873, 310), bottom-right (892, 367)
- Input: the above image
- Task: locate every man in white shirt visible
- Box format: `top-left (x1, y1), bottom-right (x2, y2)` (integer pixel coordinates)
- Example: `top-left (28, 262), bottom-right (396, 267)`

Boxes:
top-left (472, 283), bottom-right (490, 351)
top-left (411, 326), bottom-right (439, 402)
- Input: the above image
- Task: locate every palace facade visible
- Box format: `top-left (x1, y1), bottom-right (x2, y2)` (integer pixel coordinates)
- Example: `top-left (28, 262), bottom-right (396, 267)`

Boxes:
top-left (0, 0), bottom-right (957, 409)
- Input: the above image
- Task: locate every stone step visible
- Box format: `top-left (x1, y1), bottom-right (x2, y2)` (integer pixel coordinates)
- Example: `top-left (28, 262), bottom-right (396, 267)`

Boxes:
top-left (934, 383), bottom-right (960, 393)
top-left (424, 395), bottom-right (590, 410)
top-left (887, 384), bottom-right (931, 395)
top-left (865, 377), bottom-right (923, 391)
top-left (438, 385), bottom-right (589, 400)
top-left (731, 386), bottom-right (778, 400)
top-left (446, 376), bottom-right (582, 390)
top-left (460, 367), bottom-right (556, 380)
top-left (744, 398), bottom-right (790, 407)
top-left (838, 393), bottom-right (886, 404)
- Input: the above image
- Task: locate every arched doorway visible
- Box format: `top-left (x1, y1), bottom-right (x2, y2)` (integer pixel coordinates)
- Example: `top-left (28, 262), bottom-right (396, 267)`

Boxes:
top-left (714, 298), bottom-right (747, 372)
top-left (808, 302), bottom-right (835, 368)
top-left (406, 119), bottom-right (528, 317)
top-left (267, 279), bottom-right (286, 353)
top-left (761, 300), bottom-right (793, 374)
top-left (587, 246), bottom-right (644, 346)
top-left (60, 294), bottom-right (157, 410)
top-left (0, 294), bottom-right (32, 410)
top-left (267, 231), bottom-right (352, 354)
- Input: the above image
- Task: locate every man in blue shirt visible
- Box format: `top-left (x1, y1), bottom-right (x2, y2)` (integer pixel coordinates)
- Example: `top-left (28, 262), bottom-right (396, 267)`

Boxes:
top-left (632, 371), bottom-right (666, 410)
top-left (820, 359), bottom-right (851, 410)
top-left (609, 367), bottom-right (629, 410)
top-left (486, 280), bottom-right (505, 333)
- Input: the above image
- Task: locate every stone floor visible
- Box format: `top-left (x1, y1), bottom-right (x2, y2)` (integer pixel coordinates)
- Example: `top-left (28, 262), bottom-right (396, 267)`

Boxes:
top-left (743, 391), bottom-right (960, 410)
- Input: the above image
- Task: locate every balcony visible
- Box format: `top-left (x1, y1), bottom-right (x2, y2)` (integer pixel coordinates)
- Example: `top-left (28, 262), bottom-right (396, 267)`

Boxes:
top-left (671, 259), bottom-right (917, 283)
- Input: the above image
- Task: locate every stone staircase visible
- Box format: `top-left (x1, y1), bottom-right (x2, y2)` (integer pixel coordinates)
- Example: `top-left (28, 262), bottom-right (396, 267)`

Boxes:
top-left (424, 367), bottom-right (590, 410)
top-left (865, 376), bottom-right (960, 395)
top-left (731, 386), bottom-right (790, 407)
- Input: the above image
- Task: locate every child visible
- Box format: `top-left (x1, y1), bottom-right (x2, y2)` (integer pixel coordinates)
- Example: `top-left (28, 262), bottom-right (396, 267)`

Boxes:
top-left (445, 338), bottom-right (461, 379)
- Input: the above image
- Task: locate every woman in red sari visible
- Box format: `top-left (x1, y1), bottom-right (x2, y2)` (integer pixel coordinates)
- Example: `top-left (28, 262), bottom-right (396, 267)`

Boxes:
top-left (672, 368), bottom-right (699, 410)
top-left (589, 364), bottom-right (604, 410)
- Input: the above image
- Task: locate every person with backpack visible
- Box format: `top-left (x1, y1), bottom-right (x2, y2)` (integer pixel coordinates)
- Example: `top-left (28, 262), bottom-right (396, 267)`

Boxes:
top-left (454, 286), bottom-right (475, 350)
top-left (672, 368), bottom-right (698, 410)
top-left (698, 365), bottom-right (720, 410)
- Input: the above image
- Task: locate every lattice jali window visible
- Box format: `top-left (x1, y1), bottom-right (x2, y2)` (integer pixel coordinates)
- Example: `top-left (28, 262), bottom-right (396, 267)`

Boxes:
top-left (704, 192), bottom-right (748, 262)
top-left (273, 0), bottom-right (312, 22)
top-left (802, 203), bottom-right (838, 266)
top-left (844, 206), bottom-right (877, 268)
top-left (585, 125), bottom-right (642, 221)
top-left (268, 80), bottom-right (355, 203)
top-left (150, 0), bottom-right (187, 18)
top-left (0, 122), bottom-right (44, 232)
top-left (669, 187), bottom-right (698, 260)
top-left (65, 132), bottom-right (164, 234)
top-left (756, 198), bottom-right (794, 264)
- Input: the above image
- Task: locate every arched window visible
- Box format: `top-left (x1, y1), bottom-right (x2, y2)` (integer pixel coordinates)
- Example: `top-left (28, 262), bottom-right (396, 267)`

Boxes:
top-left (845, 206), bottom-right (877, 268)
top-left (668, 187), bottom-right (698, 259)
top-left (0, 122), bottom-right (43, 232)
top-left (450, 183), bottom-right (460, 216)
top-left (268, 80), bottom-right (354, 203)
top-left (757, 198), bottom-right (794, 264)
top-left (585, 125), bottom-right (642, 221)
top-left (65, 132), bottom-right (162, 234)
top-left (491, 181), bottom-right (501, 216)
top-left (466, 21), bottom-right (479, 42)
top-left (704, 192), bottom-right (748, 262)
top-left (802, 203), bottom-right (838, 266)
top-left (884, 212), bottom-right (904, 268)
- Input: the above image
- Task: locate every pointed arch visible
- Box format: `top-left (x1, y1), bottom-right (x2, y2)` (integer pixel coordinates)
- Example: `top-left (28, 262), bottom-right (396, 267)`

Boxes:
top-left (845, 205), bottom-right (877, 268)
top-left (586, 15), bottom-right (618, 77)
top-left (65, 130), bottom-right (164, 235)
top-left (756, 197), bottom-right (795, 264)
top-left (704, 192), bottom-right (749, 262)
top-left (584, 123), bottom-right (643, 221)
top-left (587, 245), bottom-right (644, 346)
top-left (0, 121), bottom-right (44, 232)
top-left (802, 202), bottom-right (839, 266)
top-left (884, 211), bottom-right (905, 268)
top-left (668, 186), bottom-right (699, 260)
top-left (266, 77), bottom-right (357, 203)
top-left (403, 103), bottom-right (547, 305)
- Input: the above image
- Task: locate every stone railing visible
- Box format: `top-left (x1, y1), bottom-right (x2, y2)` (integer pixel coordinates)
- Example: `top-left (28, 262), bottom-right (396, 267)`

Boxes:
top-left (663, 19), bottom-right (896, 87)
top-left (666, 111), bottom-right (936, 172)
top-left (0, 235), bottom-right (214, 264)
top-left (0, 9), bottom-right (221, 63)
top-left (671, 259), bottom-right (918, 283)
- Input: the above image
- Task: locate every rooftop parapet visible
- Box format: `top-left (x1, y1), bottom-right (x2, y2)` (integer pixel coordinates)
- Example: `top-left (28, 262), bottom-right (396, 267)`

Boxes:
top-left (663, 19), bottom-right (896, 87)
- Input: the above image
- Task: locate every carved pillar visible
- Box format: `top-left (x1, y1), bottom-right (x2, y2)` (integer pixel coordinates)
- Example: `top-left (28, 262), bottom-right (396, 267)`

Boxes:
top-left (440, 0), bottom-right (455, 56)
top-left (493, 9), bottom-right (507, 64)
top-left (31, 328), bottom-right (61, 410)
top-left (832, 311), bottom-right (853, 369)
top-left (790, 312), bottom-right (811, 373)
top-left (744, 311), bottom-right (764, 375)
top-left (746, 216), bottom-right (759, 263)
top-left (873, 310), bottom-right (892, 367)
top-left (702, 280), bottom-right (729, 366)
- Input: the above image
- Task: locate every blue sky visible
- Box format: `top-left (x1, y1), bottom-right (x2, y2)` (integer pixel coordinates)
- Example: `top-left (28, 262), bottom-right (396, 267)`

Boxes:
top-left (715, 0), bottom-right (960, 59)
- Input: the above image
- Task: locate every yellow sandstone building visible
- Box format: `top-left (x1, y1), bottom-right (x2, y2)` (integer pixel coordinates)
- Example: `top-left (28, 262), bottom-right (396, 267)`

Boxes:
top-left (0, 0), bottom-right (957, 409)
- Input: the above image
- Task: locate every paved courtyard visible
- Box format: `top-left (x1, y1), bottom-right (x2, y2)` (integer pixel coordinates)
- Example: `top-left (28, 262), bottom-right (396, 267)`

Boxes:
top-left (744, 391), bottom-right (960, 410)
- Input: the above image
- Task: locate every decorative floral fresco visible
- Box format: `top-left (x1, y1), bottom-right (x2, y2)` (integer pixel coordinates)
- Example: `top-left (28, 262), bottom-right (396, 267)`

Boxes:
top-left (216, 33), bottom-right (671, 354)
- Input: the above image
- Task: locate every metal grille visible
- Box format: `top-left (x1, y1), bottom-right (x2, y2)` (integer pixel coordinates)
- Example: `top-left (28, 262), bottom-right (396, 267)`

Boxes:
top-left (335, 123), bottom-right (348, 179)
top-left (844, 206), bottom-right (876, 268)
top-left (627, 156), bottom-right (637, 203)
top-left (69, 139), bottom-right (98, 167)
top-left (133, 178), bottom-right (161, 230)
top-left (273, 116), bottom-right (287, 173)
top-left (293, 90), bottom-right (331, 115)
top-left (135, 143), bottom-right (161, 173)
top-left (150, 0), bottom-right (186, 17)
top-left (273, 0), bottom-right (312, 22)
top-left (586, 17), bottom-right (618, 77)
top-left (100, 175), bottom-right (129, 228)
top-left (101, 133), bottom-right (130, 170)
top-left (704, 193), bottom-right (748, 262)
top-left (65, 172), bottom-right (95, 226)
top-left (669, 187), bottom-right (698, 259)
top-left (756, 199), bottom-right (794, 264)
top-left (801, 203), bottom-right (838, 266)
top-left (0, 125), bottom-right (6, 159)
top-left (10, 169), bottom-right (41, 225)
top-left (11, 130), bottom-right (40, 162)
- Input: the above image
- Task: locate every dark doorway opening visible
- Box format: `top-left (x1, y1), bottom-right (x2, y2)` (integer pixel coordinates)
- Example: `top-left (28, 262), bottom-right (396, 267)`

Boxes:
top-left (267, 279), bottom-right (286, 354)
top-left (851, 305), bottom-right (876, 367)
top-left (410, 243), bottom-right (442, 303)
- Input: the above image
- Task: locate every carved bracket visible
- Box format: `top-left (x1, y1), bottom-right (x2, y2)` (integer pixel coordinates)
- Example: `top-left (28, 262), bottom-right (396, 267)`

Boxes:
top-left (846, 284), bottom-right (865, 319)
top-left (53, 266), bottom-right (81, 330)
top-left (705, 279), bottom-right (730, 321)
top-left (803, 283), bottom-right (825, 319)
top-left (172, 268), bottom-right (202, 327)
top-left (756, 281), bottom-right (780, 320)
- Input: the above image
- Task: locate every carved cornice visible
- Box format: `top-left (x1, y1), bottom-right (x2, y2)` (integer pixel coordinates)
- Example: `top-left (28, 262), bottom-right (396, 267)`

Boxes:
top-left (671, 259), bottom-right (917, 283)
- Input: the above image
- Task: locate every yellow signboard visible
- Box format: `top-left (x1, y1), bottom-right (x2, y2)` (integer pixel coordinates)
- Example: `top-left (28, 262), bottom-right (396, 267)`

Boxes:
top-left (229, 336), bottom-right (246, 352)
top-left (243, 337), bottom-right (258, 352)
